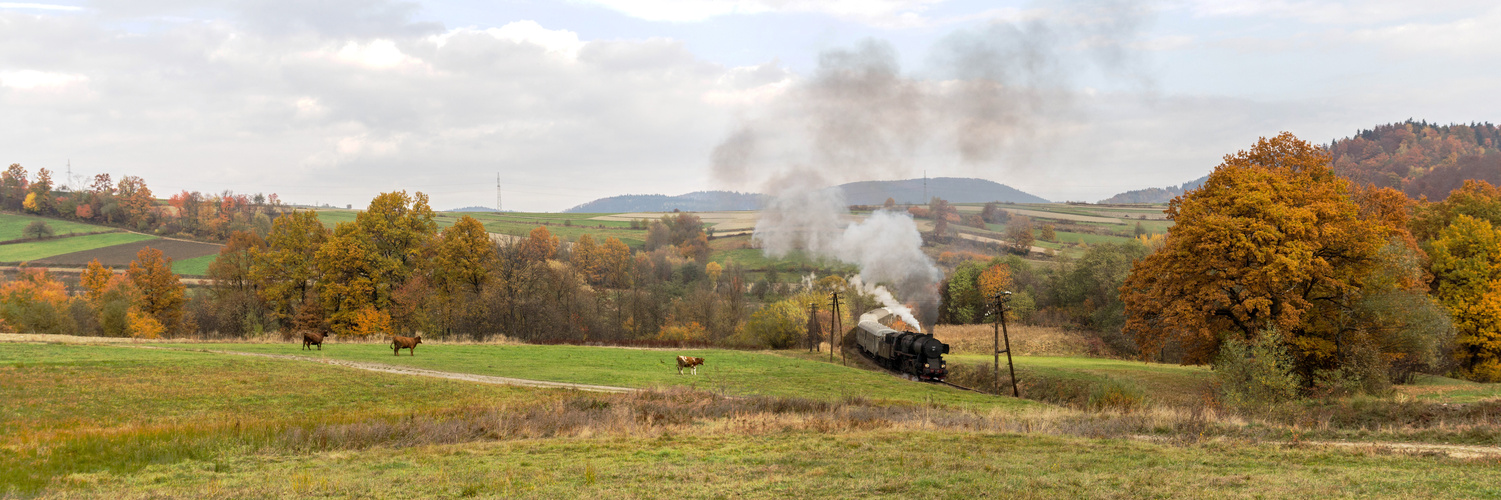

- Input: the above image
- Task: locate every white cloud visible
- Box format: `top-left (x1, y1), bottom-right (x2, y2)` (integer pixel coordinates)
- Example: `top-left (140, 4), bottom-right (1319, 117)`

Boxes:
top-left (571, 0), bottom-right (948, 27)
top-left (0, 3), bottom-right (83, 11)
top-left (334, 39), bottom-right (420, 68)
top-left (483, 20), bottom-right (584, 59)
top-left (0, 69), bottom-right (87, 89)
top-left (0, 12), bottom-right (763, 210)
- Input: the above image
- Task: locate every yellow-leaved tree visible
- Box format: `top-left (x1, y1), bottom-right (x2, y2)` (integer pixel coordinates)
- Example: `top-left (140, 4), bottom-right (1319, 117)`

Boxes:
top-left (1428, 215), bottom-right (1501, 381)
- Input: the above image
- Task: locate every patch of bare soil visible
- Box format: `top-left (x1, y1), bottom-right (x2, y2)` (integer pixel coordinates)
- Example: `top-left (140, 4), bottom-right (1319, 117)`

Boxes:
top-left (34, 238), bottom-right (222, 267)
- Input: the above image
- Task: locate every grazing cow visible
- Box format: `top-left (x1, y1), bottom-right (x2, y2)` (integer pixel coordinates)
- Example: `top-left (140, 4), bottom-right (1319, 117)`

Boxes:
top-left (392, 335), bottom-right (422, 356)
top-left (302, 330), bottom-right (327, 351)
top-left (676, 356), bottom-right (705, 375)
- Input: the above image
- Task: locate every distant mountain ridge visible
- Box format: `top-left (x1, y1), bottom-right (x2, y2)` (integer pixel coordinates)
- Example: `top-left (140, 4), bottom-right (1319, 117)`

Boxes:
top-left (562, 178), bottom-right (1049, 213)
top-left (1098, 175), bottom-right (1209, 204)
top-left (565, 191), bottom-right (764, 213)
top-left (839, 177), bottom-right (1049, 205)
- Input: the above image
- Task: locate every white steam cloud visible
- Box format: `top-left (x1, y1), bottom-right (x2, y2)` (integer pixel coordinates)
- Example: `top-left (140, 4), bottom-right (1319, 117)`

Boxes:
top-left (755, 182), bottom-right (942, 328)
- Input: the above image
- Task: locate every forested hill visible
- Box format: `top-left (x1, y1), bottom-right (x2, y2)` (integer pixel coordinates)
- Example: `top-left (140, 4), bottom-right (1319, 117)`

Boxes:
top-left (564, 178), bottom-right (1048, 212)
top-left (1098, 175), bottom-right (1208, 204)
top-left (1330, 120), bottom-right (1501, 200)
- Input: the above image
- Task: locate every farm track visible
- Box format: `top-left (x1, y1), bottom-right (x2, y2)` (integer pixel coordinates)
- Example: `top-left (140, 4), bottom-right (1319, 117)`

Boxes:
top-left (143, 346), bottom-right (639, 393)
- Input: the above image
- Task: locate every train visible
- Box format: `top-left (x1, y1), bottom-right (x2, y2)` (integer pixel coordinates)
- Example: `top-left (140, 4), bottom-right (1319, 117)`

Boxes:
top-left (854, 308), bottom-right (949, 381)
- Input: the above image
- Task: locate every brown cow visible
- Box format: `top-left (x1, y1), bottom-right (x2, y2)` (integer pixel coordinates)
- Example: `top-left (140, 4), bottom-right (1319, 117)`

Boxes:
top-left (302, 331), bottom-right (327, 351)
top-left (392, 335), bottom-right (422, 356)
top-left (676, 355), bottom-right (704, 375)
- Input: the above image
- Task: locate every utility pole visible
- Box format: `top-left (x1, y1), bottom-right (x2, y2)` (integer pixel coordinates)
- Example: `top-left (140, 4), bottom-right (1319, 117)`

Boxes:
top-left (808, 301), bottom-right (820, 352)
top-left (923, 169), bottom-right (927, 204)
top-left (993, 291), bottom-right (1019, 397)
top-left (829, 291), bottom-right (841, 363)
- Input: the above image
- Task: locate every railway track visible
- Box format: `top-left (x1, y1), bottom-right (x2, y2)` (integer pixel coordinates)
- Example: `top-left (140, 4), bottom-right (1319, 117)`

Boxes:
top-left (844, 346), bottom-right (988, 394)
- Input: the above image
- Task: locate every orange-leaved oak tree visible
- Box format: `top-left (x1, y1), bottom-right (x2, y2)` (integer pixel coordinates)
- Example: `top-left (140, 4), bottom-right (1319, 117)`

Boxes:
top-left (1120, 132), bottom-right (1397, 384)
top-left (127, 246), bottom-right (186, 335)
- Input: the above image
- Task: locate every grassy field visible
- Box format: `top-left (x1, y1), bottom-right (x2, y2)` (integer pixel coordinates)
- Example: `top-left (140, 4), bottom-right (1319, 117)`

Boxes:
top-left (159, 342), bottom-right (1021, 410)
top-left (0, 213), bottom-right (114, 242)
top-left (50, 430), bottom-right (1501, 498)
top-left (709, 247), bottom-right (857, 274)
top-left (0, 232), bottom-right (157, 262)
top-left (0, 343), bottom-right (560, 495)
top-left (1396, 375), bottom-right (1501, 403)
top-left (9, 340), bottom-right (1501, 498)
top-left (171, 253), bottom-right (217, 276)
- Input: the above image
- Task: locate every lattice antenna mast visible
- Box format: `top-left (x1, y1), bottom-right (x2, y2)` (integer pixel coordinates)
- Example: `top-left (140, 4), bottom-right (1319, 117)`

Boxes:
top-left (496, 173), bottom-right (502, 212)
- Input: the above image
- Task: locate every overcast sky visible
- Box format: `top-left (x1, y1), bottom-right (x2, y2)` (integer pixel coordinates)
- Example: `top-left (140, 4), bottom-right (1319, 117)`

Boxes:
top-left (2, 0), bottom-right (1497, 211)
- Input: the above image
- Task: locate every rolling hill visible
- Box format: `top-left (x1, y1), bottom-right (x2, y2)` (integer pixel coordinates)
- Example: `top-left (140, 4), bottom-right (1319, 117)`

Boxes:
top-left (563, 178), bottom-right (1048, 213)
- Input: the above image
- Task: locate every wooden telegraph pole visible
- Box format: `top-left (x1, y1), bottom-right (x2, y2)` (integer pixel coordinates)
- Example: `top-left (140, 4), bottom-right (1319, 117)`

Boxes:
top-left (808, 302), bottom-right (820, 352)
top-left (830, 292), bottom-right (842, 364)
top-left (993, 291), bottom-right (1019, 397)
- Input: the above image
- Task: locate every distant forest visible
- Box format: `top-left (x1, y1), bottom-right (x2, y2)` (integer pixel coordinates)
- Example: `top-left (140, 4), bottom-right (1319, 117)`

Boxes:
top-left (1330, 120), bottom-right (1501, 200)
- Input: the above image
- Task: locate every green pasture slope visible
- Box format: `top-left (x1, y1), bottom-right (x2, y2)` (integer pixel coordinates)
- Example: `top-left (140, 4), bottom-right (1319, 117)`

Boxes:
top-left (165, 342), bottom-right (1020, 410)
top-left (170, 253), bottom-right (217, 276)
top-left (9, 342), bottom-right (1501, 498)
top-left (311, 208), bottom-right (650, 246)
top-left (0, 212), bottom-right (111, 241)
top-left (0, 232), bottom-right (156, 262)
top-left (0, 343), bottom-right (556, 495)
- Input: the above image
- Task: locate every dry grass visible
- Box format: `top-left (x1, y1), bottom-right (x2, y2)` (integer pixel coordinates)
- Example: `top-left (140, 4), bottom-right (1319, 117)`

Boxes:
top-left (933, 323), bottom-right (1109, 357)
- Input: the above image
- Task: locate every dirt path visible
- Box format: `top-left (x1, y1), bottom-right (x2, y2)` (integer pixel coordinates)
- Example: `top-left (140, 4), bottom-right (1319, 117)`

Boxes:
top-left (1, 334), bottom-right (634, 394)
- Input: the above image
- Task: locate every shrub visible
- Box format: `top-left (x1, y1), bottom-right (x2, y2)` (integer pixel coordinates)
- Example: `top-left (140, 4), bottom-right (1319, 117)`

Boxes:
top-left (22, 220), bottom-right (52, 240)
top-left (1214, 331), bottom-right (1300, 410)
top-left (745, 300), bottom-right (804, 348)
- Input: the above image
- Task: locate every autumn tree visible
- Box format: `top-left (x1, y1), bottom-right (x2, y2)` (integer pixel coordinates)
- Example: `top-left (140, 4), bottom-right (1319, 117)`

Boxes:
top-left (115, 176), bottom-right (155, 229)
top-left (316, 222), bottom-right (378, 336)
top-left (81, 259), bottom-right (114, 304)
top-left (252, 210), bottom-right (328, 327)
top-left (0, 269), bottom-right (76, 335)
top-left (1007, 216), bottom-right (1033, 252)
top-left (434, 215), bottom-right (496, 294)
top-left (981, 202), bottom-right (1009, 223)
top-left (597, 237), bottom-right (633, 288)
top-left (518, 226), bottom-right (559, 262)
top-left (355, 191), bottom-right (437, 307)
top-left (1411, 179), bottom-right (1501, 242)
top-left (929, 197), bottom-right (953, 241)
top-left (1120, 132), bottom-right (1403, 387)
top-left (1428, 215), bottom-right (1501, 380)
top-left (24, 168), bottom-right (54, 215)
top-left (0, 164), bottom-right (27, 211)
top-left (127, 247), bottom-right (187, 334)
top-left (1039, 223), bottom-right (1056, 242)
top-left (207, 231), bottom-right (267, 335)
top-left (884, 197), bottom-right (896, 209)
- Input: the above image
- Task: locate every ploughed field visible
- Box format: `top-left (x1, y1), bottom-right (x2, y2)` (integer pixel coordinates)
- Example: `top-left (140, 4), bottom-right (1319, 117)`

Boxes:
top-left (0, 213), bottom-right (222, 275)
top-left (8, 340), bottom-right (1501, 498)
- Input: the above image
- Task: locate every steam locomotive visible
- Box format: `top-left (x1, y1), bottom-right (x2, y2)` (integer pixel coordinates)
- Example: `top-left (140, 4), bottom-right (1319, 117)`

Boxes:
top-left (854, 308), bottom-right (949, 381)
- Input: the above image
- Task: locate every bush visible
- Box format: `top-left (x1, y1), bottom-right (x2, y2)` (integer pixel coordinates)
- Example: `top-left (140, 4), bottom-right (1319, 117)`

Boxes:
top-left (744, 300), bottom-right (805, 349)
top-left (1214, 332), bottom-right (1300, 410)
top-left (23, 220), bottom-right (52, 240)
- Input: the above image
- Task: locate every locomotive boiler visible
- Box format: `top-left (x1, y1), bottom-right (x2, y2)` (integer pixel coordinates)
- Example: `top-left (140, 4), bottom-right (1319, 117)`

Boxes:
top-left (854, 308), bottom-right (949, 381)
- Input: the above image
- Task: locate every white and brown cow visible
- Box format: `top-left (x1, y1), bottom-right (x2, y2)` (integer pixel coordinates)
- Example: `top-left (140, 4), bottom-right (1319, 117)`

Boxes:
top-left (676, 355), bottom-right (705, 375)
